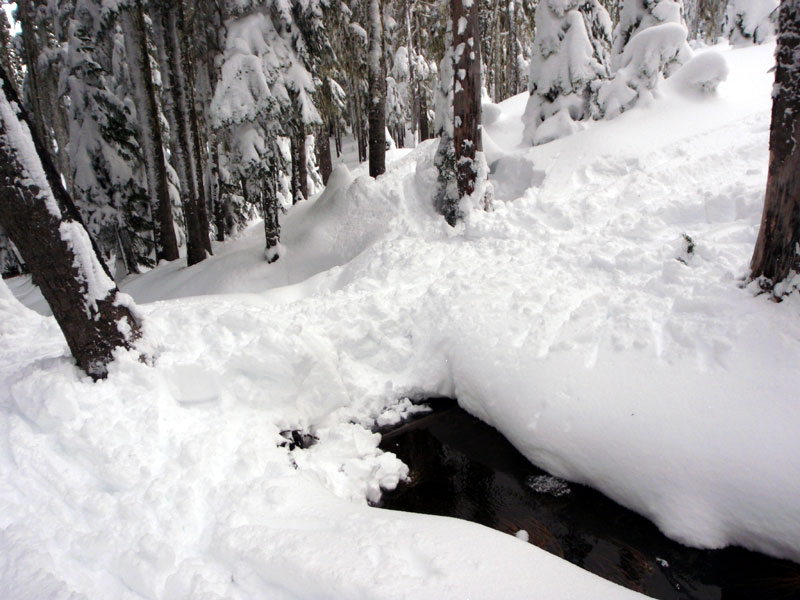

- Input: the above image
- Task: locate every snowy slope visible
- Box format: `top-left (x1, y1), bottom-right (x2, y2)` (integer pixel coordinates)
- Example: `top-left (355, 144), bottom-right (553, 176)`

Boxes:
top-left (3, 40), bottom-right (798, 599)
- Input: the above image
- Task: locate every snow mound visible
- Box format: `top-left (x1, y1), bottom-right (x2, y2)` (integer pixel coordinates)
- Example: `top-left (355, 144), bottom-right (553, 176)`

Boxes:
top-left (669, 51), bottom-right (730, 95)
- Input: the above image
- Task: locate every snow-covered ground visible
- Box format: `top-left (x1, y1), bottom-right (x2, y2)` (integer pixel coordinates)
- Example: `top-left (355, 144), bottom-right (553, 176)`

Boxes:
top-left (3, 41), bottom-right (798, 598)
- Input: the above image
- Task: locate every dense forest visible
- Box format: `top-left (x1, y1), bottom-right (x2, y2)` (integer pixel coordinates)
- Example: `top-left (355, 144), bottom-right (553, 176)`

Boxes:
top-left (0, 0), bottom-right (779, 279)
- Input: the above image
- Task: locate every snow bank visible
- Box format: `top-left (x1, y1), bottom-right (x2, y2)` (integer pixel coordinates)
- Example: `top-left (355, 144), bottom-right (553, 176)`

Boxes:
top-left (2, 40), bottom-right (797, 599)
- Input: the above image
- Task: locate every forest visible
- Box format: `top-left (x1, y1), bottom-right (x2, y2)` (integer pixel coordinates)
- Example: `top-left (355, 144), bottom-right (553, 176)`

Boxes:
top-left (1, 0), bottom-right (800, 598)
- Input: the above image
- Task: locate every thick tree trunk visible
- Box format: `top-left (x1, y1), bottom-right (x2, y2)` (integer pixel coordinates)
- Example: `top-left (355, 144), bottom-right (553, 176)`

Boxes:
top-left (367, 0), bottom-right (386, 177)
top-left (452, 0), bottom-right (483, 203)
top-left (318, 124), bottom-right (333, 185)
top-left (121, 2), bottom-right (179, 263)
top-left (150, 0), bottom-right (207, 266)
top-left (750, 0), bottom-right (800, 289)
top-left (0, 66), bottom-right (140, 379)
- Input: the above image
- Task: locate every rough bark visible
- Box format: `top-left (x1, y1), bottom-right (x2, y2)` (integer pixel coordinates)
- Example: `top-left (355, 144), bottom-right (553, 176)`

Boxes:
top-left (750, 0), bottom-right (800, 289)
top-left (0, 65), bottom-right (140, 379)
top-left (150, 0), bottom-right (207, 266)
top-left (452, 0), bottom-right (483, 202)
top-left (121, 1), bottom-right (179, 263)
top-left (367, 0), bottom-right (386, 177)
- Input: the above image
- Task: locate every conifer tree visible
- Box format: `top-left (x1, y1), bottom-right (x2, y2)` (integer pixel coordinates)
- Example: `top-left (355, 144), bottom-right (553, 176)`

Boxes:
top-left (120, 0), bottom-right (180, 262)
top-left (523, 0), bottom-right (612, 145)
top-left (0, 65), bottom-right (141, 379)
top-left (750, 0), bottom-right (800, 292)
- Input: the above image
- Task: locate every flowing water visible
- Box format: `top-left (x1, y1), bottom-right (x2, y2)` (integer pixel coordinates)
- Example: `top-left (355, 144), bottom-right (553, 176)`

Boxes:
top-left (375, 400), bottom-right (800, 600)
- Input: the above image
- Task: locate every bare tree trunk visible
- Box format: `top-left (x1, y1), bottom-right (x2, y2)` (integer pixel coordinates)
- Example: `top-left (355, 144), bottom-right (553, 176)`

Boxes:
top-left (419, 96), bottom-right (430, 141)
top-left (318, 123), bottom-right (333, 185)
top-left (507, 0), bottom-right (519, 97)
top-left (0, 66), bottom-right (140, 380)
top-left (452, 0), bottom-right (483, 202)
top-left (291, 122), bottom-right (308, 204)
top-left (750, 0), bottom-right (800, 290)
top-left (150, 0), bottom-right (207, 266)
top-left (405, 0), bottom-right (419, 143)
top-left (121, 1), bottom-right (179, 263)
top-left (367, 0), bottom-right (386, 177)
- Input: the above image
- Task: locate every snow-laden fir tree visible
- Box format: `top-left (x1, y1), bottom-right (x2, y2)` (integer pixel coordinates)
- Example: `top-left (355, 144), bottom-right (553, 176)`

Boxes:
top-left (0, 64), bottom-right (141, 379)
top-left (60, 0), bottom-right (157, 277)
top-left (724, 0), bottom-right (779, 45)
top-left (598, 0), bottom-right (692, 119)
top-left (433, 18), bottom-right (458, 222)
top-left (212, 0), bottom-right (321, 262)
top-left (522, 0), bottom-right (612, 146)
top-left (149, 0), bottom-right (211, 266)
top-left (119, 0), bottom-right (180, 262)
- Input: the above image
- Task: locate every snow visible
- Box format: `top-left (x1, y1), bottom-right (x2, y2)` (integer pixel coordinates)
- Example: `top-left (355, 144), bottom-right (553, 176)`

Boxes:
top-left (0, 93), bottom-right (62, 219)
top-left (3, 41), bottom-right (799, 598)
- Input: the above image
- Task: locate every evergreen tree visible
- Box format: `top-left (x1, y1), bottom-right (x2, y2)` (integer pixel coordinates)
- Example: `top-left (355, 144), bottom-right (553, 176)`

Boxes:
top-left (150, 0), bottom-right (210, 266)
top-left (211, 0), bottom-right (322, 261)
top-left (61, 0), bottom-right (157, 277)
top-left (0, 64), bottom-right (141, 379)
top-left (522, 0), bottom-right (613, 145)
top-left (598, 0), bottom-right (692, 119)
top-left (749, 0), bottom-right (800, 293)
top-left (724, 0), bottom-right (779, 45)
top-left (120, 0), bottom-right (180, 262)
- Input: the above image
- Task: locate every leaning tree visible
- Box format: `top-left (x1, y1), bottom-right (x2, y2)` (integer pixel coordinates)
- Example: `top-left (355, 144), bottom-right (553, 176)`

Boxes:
top-left (750, 0), bottom-right (800, 292)
top-left (0, 65), bottom-right (141, 379)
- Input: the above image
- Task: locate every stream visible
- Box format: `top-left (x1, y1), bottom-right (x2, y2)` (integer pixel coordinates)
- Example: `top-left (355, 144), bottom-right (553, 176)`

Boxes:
top-left (374, 400), bottom-right (800, 600)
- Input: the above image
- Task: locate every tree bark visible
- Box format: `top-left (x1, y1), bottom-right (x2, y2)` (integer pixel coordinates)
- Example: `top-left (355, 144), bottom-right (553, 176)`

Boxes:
top-left (121, 1), bottom-right (180, 263)
top-left (750, 0), bottom-right (800, 290)
top-left (507, 0), bottom-right (519, 97)
top-left (291, 122), bottom-right (308, 204)
top-left (318, 123), bottom-right (333, 185)
top-left (452, 0), bottom-right (483, 204)
top-left (367, 0), bottom-right (386, 177)
top-left (0, 65), bottom-right (140, 379)
top-left (150, 0), bottom-right (207, 266)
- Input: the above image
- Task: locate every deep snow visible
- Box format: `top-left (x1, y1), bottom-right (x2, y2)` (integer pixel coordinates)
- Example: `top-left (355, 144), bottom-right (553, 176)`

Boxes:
top-left (3, 40), bottom-right (799, 598)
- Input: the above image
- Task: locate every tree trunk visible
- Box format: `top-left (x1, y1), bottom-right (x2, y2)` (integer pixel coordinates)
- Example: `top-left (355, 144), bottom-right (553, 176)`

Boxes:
top-left (17, 0), bottom-right (72, 195)
top-left (0, 66), bottom-right (140, 380)
top-left (419, 92), bottom-right (430, 141)
top-left (121, 1), bottom-right (180, 263)
top-left (150, 0), bottom-right (207, 266)
top-left (452, 0), bottom-right (483, 204)
top-left (318, 123), bottom-right (333, 185)
top-left (291, 122), bottom-right (308, 204)
top-left (405, 0), bottom-right (419, 143)
top-left (507, 0), bottom-right (519, 97)
top-left (750, 0), bottom-right (800, 290)
top-left (367, 0), bottom-right (386, 177)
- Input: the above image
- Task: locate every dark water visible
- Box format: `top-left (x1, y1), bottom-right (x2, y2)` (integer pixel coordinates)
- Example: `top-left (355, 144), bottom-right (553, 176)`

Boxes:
top-left (375, 400), bottom-right (800, 600)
